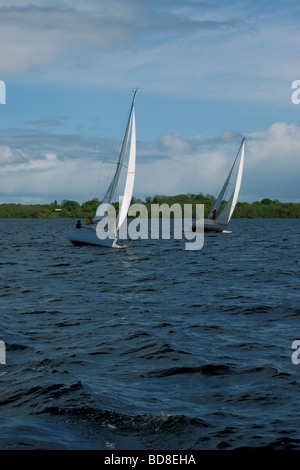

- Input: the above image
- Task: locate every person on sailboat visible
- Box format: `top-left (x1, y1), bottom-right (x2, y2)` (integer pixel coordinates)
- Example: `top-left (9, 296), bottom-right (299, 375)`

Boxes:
top-left (86, 215), bottom-right (93, 225)
top-left (76, 220), bottom-right (82, 229)
top-left (212, 208), bottom-right (217, 220)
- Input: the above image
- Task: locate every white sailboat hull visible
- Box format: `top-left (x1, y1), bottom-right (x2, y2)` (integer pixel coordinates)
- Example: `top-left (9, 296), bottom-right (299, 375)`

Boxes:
top-left (68, 227), bottom-right (117, 247)
top-left (192, 219), bottom-right (226, 233)
top-left (204, 219), bottom-right (225, 233)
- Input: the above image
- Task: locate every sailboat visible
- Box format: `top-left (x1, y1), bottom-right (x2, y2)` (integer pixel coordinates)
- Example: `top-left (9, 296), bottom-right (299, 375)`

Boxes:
top-left (68, 89), bottom-right (137, 247)
top-left (194, 137), bottom-right (245, 233)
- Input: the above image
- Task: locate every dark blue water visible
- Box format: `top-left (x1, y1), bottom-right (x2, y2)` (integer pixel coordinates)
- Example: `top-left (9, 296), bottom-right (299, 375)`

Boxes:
top-left (0, 218), bottom-right (300, 450)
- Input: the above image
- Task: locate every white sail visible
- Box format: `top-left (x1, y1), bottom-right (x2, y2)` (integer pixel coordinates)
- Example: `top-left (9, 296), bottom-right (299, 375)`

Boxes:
top-left (208, 159), bottom-right (234, 219)
top-left (117, 109), bottom-right (136, 231)
top-left (198, 137), bottom-right (245, 233)
top-left (68, 90), bottom-right (137, 248)
top-left (208, 138), bottom-right (244, 225)
top-left (216, 139), bottom-right (244, 226)
top-left (95, 90), bottom-right (137, 220)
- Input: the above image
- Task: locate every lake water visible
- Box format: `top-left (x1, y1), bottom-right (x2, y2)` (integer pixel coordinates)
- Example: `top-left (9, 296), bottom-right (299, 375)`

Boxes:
top-left (0, 217), bottom-right (300, 450)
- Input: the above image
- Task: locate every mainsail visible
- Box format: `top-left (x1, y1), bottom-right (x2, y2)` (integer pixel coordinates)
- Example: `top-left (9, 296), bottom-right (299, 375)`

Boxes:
top-left (68, 89), bottom-right (138, 248)
top-left (209, 137), bottom-right (245, 227)
top-left (117, 110), bottom-right (136, 231)
top-left (95, 89), bottom-right (137, 225)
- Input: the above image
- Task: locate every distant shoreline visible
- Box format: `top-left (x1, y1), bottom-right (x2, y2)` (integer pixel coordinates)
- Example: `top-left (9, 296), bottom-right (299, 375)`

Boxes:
top-left (0, 194), bottom-right (299, 218)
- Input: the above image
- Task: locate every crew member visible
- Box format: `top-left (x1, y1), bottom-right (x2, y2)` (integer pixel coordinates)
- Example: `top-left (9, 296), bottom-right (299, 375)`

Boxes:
top-left (86, 215), bottom-right (93, 225)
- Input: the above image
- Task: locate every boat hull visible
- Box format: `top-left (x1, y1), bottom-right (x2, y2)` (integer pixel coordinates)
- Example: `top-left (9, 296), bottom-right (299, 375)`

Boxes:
top-left (68, 228), bottom-right (117, 247)
top-left (204, 220), bottom-right (224, 233)
top-left (192, 219), bottom-right (226, 233)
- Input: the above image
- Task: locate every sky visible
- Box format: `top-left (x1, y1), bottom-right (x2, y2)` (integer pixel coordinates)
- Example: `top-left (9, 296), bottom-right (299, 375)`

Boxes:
top-left (0, 0), bottom-right (300, 205)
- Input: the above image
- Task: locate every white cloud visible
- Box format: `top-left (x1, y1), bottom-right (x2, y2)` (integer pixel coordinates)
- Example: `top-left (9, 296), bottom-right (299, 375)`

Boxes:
top-left (0, 121), bottom-right (299, 204)
top-left (2, 0), bottom-right (298, 105)
top-left (0, 1), bottom-right (299, 205)
top-left (0, 146), bottom-right (24, 164)
top-left (158, 134), bottom-right (195, 155)
top-left (241, 123), bottom-right (300, 201)
top-left (0, 1), bottom-right (141, 74)
top-left (0, 151), bottom-right (59, 173)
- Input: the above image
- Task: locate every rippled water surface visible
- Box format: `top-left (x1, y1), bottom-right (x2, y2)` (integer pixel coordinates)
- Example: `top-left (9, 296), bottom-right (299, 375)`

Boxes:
top-left (0, 218), bottom-right (300, 450)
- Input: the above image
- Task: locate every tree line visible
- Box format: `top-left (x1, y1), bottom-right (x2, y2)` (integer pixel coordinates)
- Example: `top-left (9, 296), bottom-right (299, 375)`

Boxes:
top-left (0, 194), bottom-right (299, 218)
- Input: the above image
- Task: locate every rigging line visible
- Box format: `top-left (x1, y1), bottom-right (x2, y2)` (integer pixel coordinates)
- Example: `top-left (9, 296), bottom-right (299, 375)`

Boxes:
top-left (101, 160), bottom-right (129, 169)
